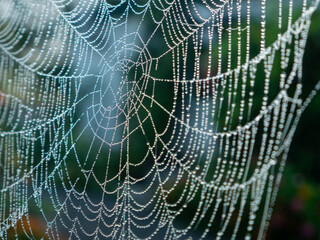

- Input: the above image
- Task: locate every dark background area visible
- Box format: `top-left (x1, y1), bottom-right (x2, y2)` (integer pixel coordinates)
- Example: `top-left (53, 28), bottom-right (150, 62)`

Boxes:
top-left (267, 8), bottom-right (320, 240)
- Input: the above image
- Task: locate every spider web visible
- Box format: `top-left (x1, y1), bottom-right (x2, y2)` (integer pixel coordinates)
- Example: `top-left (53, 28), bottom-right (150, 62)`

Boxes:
top-left (0, 0), bottom-right (319, 239)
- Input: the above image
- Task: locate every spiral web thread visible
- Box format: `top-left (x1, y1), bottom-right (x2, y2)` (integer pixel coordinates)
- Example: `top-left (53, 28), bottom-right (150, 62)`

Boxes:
top-left (0, 0), bottom-right (319, 239)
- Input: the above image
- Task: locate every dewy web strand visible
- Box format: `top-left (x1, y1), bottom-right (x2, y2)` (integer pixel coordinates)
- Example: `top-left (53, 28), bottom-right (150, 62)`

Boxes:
top-left (0, 0), bottom-right (319, 239)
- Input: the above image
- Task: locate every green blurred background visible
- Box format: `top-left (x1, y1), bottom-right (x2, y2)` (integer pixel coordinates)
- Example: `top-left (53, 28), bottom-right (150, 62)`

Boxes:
top-left (266, 7), bottom-right (320, 240)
